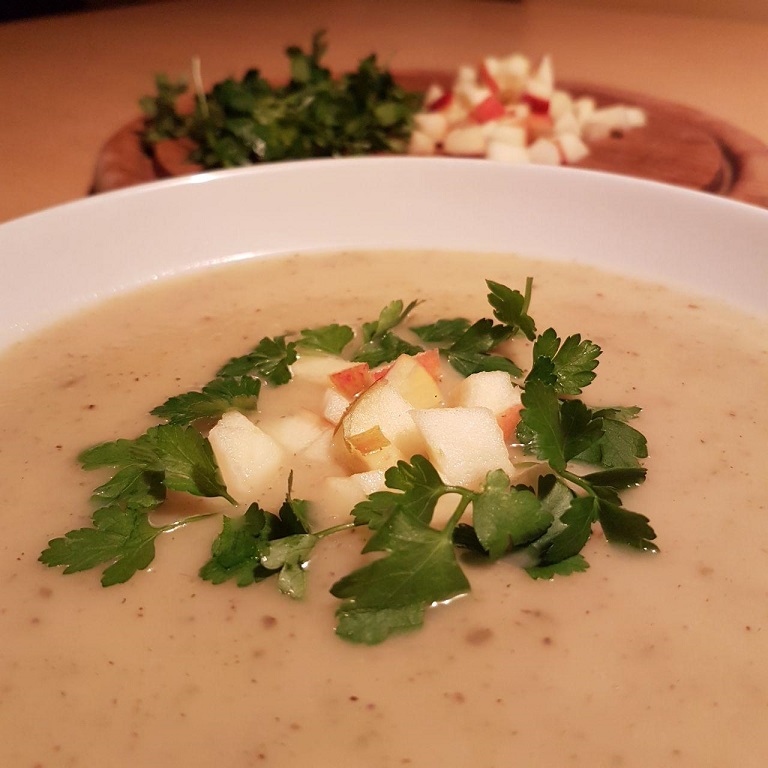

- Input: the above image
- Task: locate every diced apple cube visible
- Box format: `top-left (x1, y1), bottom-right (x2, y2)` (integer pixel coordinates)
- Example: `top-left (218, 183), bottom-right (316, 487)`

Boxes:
top-left (531, 54), bottom-right (555, 93)
top-left (316, 476), bottom-right (368, 525)
top-left (453, 371), bottom-right (521, 413)
top-left (441, 98), bottom-right (470, 126)
top-left (497, 53), bottom-right (530, 100)
top-left (497, 405), bottom-right (523, 443)
top-left (582, 105), bottom-right (637, 141)
top-left (301, 427), bottom-right (337, 464)
top-left (526, 113), bottom-right (554, 141)
top-left (556, 133), bottom-right (590, 164)
top-left (329, 362), bottom-right (372, 398)
top-left (208, 411), bottom-right (287, 504)
top-left (574, 96), bottom-right (596, 125)
top-left (258, 408), bottom-right (328, 454)
top-left (444, 125), bottom-right (487, 156)
top-left (486, 141), bottom-right (530, 165)
top-left (479, 57), bottom-right (502, 95)
top-left (453, 370), bottom-right (523, 443)
top-left (414, 348), bottom-right (442, 381)
top-left (456, 82), bottom-right (492, 110)
top-left (414, 112), bottom-right (449, 143)
top-left (428, 90), bottom-right (454, 113)
top-left (291, 354), bottom-right (354, 384)
top-left (383, 354), bottom-right (443, 409)
top-left (337, 379), bottom-right (424, 471)
top-left (505, 102), bottom-right (531, 122)
top-left (351, 469), bottom-right (388, 495)
top-left (322, 386), bottom-right (350, 425)
top-left (553, 111), bottom-right (580, 137)
top-left (548, 89), bottom-right (573, 121)
top-left (528, 137), bottom-right (561, 165)
top-left (488, 124), bottom-right (526, 147)
top-left (625, 106), bottom-right (647, 128)
top-left (408, 128), bottom-right (437, 156)
top-left (411, 406), bottom-right (514, 490)
top-left (471, 94), bottom-right (507, 124)
top-left (424, 83), bottom-right (446, 109)
top-left (454, 65), bottom-right (478, 89)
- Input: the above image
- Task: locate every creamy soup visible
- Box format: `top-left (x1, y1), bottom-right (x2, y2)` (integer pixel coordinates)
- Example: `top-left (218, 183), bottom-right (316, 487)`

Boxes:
top-left (1, 250), bottom-right (767, 768)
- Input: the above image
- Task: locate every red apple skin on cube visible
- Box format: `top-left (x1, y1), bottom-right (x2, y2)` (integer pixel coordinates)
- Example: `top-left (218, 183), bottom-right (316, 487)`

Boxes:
top-left (371, 349), bottom-right (442, 383)
top-left (330, 363), bottom-right (372, 399)
top-left (471, 95), bottom-right (506, 124)
top-left (413, 349), bottom-right (440, 381)
top-left (497, 405), bottom-right (523, 443)
top-left (428, 91), bottom-right (454, 112)
top-left (479, 62), bottom-right (501, 96)
top-left (527, 113), bottom-right (554, 141)
top-left (523, 93), bottom-right (550, 115)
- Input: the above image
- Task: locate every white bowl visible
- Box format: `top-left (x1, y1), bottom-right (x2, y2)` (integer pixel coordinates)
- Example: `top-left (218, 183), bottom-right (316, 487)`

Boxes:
top-left (1, 157), bottom-right (765, 350)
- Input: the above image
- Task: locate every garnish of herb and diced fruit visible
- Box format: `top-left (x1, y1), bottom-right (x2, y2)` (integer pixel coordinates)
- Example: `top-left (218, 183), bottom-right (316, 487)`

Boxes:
top-left (139, 30), bottom-right (421, 169)
top-left (40, 278), bottom-right (657, 645)
top-left (139, 31), bottom-right (647, 173)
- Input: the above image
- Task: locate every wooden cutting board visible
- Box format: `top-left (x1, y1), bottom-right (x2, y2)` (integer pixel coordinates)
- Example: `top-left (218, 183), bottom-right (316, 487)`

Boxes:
top-left (91, 74), bottom-right (768, 209)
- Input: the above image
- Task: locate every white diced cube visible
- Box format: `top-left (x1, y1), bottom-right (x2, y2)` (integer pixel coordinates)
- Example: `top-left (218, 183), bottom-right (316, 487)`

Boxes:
top-left (453, 371), bottom-right (521, 415)
top-left (208, 411), bottom-right (287, 504)
top-left (549, 89), bottom-right (574, 121)
top-left (351, 469), bottom-right (388, 495)
top-left (259, 408), bottom-right (328, 454)
top-left (322, 387), bottom-right (350, 425)
top-left (488, 124), bottom-right (527, 147)
top-left (528, 137), bottom-right (561, 165)
top-left (291, 354), bottom-right (354, 384)
top-left (557, 133), bottom-right (590, 164)
top-left (486, 141), bottom-right (530, 164)
top-left (408, 129), bottom-right (437, 156)
top-left (443, 126), bottom-right (487, 156)
top-left (411, 407), bottom-right (514, 490)
top-left (414, 112), bottom-right (449, 143)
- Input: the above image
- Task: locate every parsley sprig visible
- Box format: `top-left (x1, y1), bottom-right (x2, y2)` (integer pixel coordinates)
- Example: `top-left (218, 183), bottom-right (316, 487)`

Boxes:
top-left (140, 31), bottom-right (421, 170)
top-left (40, 276), bottom-right (656, 645)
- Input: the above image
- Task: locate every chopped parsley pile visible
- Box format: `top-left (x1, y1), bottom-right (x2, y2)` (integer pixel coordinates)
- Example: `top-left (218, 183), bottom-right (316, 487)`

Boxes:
top-left (40, 278), bottom-right (657, 645)
top-left (139, 31), bottom-right (421, 169)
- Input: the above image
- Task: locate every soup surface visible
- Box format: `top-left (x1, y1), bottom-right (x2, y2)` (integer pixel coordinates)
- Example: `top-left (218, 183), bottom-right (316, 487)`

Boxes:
top-left (1, 250), bottom-right (767, 767)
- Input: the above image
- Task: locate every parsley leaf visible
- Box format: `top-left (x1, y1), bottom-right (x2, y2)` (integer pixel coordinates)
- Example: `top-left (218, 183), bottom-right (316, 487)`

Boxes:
top-left (526, 554), bottom-right (589, 580)
top-left (444, 319), bottom-right (520, 377)
top-left (199, 509), bottom-right (278, 587)
top-left (261, 534), bottom-right (318, 598)
top-left (538, 495), bottom-right (598, 565)
top-left (352, 332), bottom-right (423, 367)
top-left (574, 409), bottom-right (648, 469)
top-left (352, 299), bottom-right (423, 366)
top-left (351, 491), bottom-right (400, 531)
top-left (217, 335), bottom-right (297, 384)
top-left (80, 425), bottom-right (234, 505)
top-left (381, 455), bottom-right (446, 525)
top-left (200, 489), bottom-right (317, 597)
top-left (332, 508), bottom-right (470, 644)
top-left (39, 505), bottom-right (171, 586)
top-left (297, 324), bottom-right (354, 355)
top-left (582, 467), bottom-right (647, 489)
top-left (518, 382), bottom-right (603, 471)
top-left (529, 328), bottom-right (601, 395)
top-left (486, 278), bottom-right (536, 341)
top-left (597, 498), bottom-right (658, 553)
top-left (150, 376), bottom-right (261, 426)
top-left (411, 318), bottom-right (471, 344)
top-left (472, 470), bottom-right (551, 559)
top-left (360, 299), bottom-right (420, 342)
